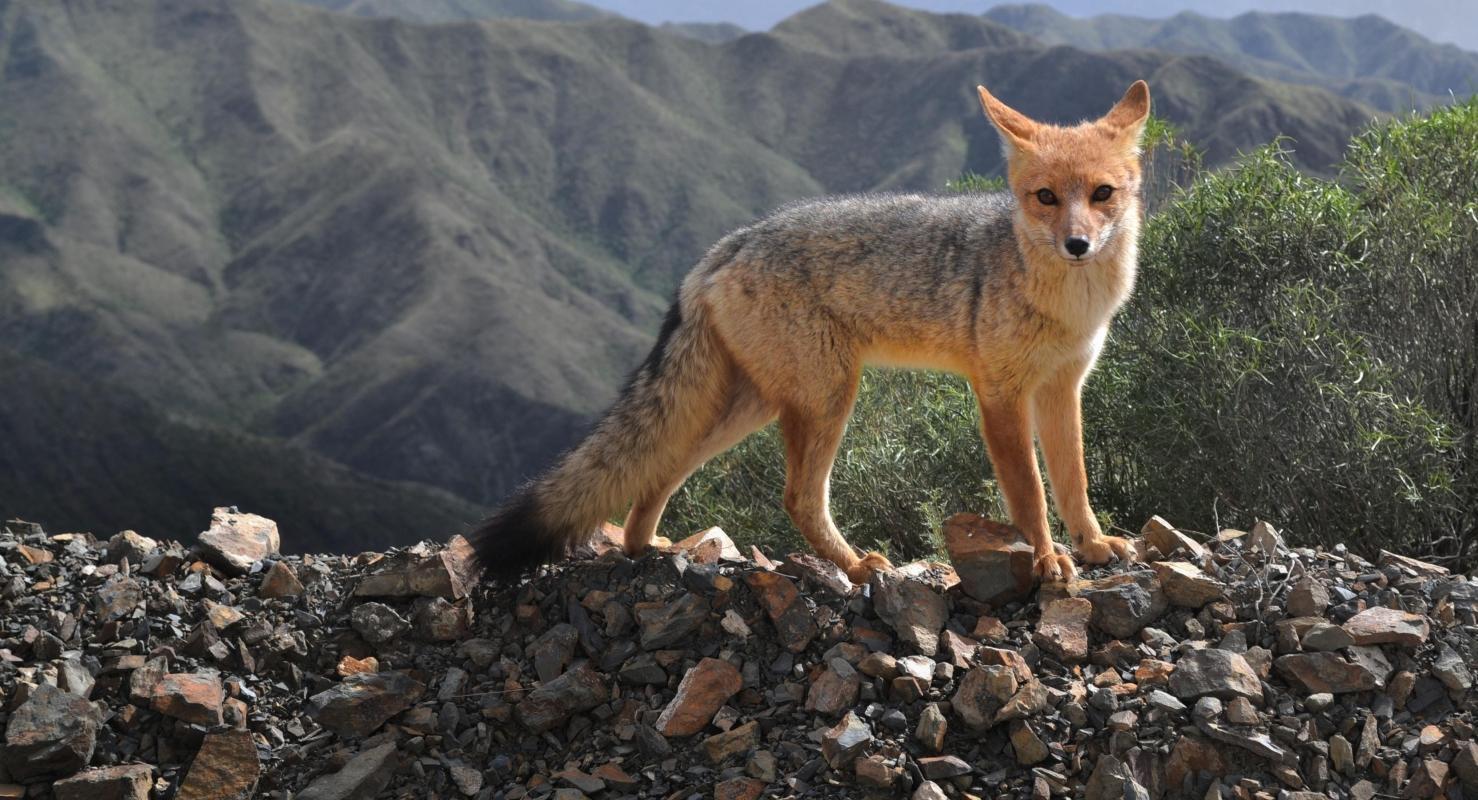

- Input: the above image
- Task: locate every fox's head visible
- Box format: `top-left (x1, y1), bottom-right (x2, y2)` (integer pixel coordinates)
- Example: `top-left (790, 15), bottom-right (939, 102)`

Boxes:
top-left (976, 81), bottom-right (1151, 265)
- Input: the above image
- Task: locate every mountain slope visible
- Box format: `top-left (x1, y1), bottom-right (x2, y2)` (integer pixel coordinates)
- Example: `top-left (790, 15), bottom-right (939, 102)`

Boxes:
top-left (0, 0), bottom-right (1384, 547)
top-left (0, 349), bottom-right (479, 552)
top-left (985, 4), bottom-right (1478, 111)
top-left (290, 0), bottom-right (613, 23)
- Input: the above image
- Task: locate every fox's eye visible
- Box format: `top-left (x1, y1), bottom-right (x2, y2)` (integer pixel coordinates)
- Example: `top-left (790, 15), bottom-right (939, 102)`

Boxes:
top-left (1092, 185), bottom-right (1114, 202)
top-left (1035, 189), bottom-right (1058, 206)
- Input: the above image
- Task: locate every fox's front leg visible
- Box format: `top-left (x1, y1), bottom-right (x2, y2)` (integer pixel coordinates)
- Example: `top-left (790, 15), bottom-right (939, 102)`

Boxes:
top-left (974, 391), bottom-right (1076, 581)
top-left (1032, 364), bottom-right (1133, 566)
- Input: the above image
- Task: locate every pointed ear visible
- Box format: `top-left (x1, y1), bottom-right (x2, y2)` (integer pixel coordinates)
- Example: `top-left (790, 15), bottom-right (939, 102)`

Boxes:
top-left (977, 85), bottom-right (1037, 155)
top-left (1101, 80), bottom-right (1151, 139)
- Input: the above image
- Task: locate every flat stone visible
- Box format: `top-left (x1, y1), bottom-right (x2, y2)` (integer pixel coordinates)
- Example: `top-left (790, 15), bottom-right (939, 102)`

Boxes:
top-left (1082, 573), bottom-right (1167, 639)
top-left (671, 527), bottom-right (741, 564)
top-left (638, 592), bottom-right (709, 650)
top-left (528, 623), bottom-right (579, 683)
top-left (744, 572), bottom-right (815, 652)
top-left (353, 536), bottom-right (480, 599)
top-left (1343, 606), bottom-right (1429, 647)
top-left (176, 730), bottom-right (259, 800)
top-left (1379, 550), bottom-right (1449, 578)
top-left (517, 662), bottom-right (608, 733)
top-left (703, 720), bottom-right (760, 763)
top-left (1141, 516), bottom-right (1205, 560)
top-left (195, 507), bottom-right (280, 575)
top-left (1168, 649), bottom-right (1261, 701)
top-left (655, 657), bottom-right (741, 736)
top-left (1034, 597), bottom-right (1091, 663)
top-left (150, 673), bottom-right (225, 726)
top-left (1151, 561), bottom-right (1226, 608)
top-left (1275, 652), bottom-right (1377, 694)
top-left (307, 670), bottom-right (425, 738)
top-left (259, 561), bottom-right (305, 598)
top-left (821, 711), bottom-right (872, 768)
top-left (857, 652), bottom-right (898, 680)
top-left (713, 778), bottom-right (766, 800)
top-left (52, 765), bottom-right (153, 800)
top-left (1301, 622), bottom-right (1355, 651)
top-left (411, 596), bottom-right (471, 641)
top-left (918, 755), bottom-right (971, 780)
top-left (1, 684), bottom-right (100, 782)
top-left (1454, 740), bottom-right (1478, 789)
top-left (296, 742), bottom-right (400, 800)
top-left (778, 553), bottom-right (855, 596)
top-left (943, 513), bottom-right (1036, 606)
top-left (871, 569), bottom-right (948, 657)
top-left (855, 755), bottom-right (897, 788)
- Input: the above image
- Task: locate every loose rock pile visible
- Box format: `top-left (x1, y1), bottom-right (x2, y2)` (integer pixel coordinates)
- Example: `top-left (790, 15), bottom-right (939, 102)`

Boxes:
top-left (1, 509), bottom-right (1475, 799)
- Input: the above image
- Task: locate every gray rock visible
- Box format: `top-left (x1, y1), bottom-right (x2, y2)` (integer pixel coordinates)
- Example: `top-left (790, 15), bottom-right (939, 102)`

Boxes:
top-left (1, 684), bottom-right (101, 782)
top-left (1168, 649), bottom-right (1262, 701)
top-left (296, 742), bottom-right (400, 800)
top-left (350, 602), bottom-right (409, 645)
top-left (306, 671), bottom-right (426, 738)
top-left (871, 570), bottom-right (948, 657)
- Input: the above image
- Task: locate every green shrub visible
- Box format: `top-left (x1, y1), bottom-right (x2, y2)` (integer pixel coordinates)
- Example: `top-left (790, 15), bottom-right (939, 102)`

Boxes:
top-left (668, 100), bottom-right (1478, 567)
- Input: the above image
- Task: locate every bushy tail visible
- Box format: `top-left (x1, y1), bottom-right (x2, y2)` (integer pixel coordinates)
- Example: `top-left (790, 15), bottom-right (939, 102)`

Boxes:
top-left (469, 298), bottom-right (729, 577)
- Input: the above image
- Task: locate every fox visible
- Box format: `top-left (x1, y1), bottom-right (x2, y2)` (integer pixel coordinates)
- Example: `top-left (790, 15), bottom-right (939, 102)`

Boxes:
top-left (471, 80), bottom-right (1152, 584)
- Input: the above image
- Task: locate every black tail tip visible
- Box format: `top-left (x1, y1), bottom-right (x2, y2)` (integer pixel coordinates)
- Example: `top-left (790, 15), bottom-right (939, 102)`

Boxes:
top-left (466, 489), bottom-right (570, 581)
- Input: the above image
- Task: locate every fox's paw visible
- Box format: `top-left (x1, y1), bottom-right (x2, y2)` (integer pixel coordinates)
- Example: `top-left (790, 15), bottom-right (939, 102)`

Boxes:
top-left (1074, 534), bottom-right (1134, 566)
top-left (1034, 549), bottom-right (1077, 582)
top-left (845, 551), bottom-right (895, 583)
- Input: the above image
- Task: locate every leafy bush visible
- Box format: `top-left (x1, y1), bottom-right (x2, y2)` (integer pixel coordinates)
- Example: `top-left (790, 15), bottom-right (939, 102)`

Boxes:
top-left (667, 100), bottom-right (1478, 567)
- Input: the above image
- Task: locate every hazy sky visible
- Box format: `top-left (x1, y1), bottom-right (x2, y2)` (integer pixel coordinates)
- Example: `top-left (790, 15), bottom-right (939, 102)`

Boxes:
top-left (587, 1), bottom-right (1476, 50)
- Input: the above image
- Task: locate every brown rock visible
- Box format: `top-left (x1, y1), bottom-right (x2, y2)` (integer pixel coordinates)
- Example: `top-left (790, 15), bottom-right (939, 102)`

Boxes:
top-left (857, 652), bottom-right (898, 680)
top-left (296, 742), bottom-right (400, 800)
top-left (855, 755), bottom-right (897, 789)
top-left (353, 535), bottom-right (480, 599)
top-left (976, 646), bottom-right (1033, 684)
top-left (1141, 516), bottom-right (1205, 560)
top-left (672, 527), bottom-right (741, 564)
top-left (1286, 577), bottom-right (1330, 618)
top-left (150, 673), bottom-right (225, 726)
top-left (1404, 759), bottom-right (1449, 799)
top-left (714, 778), bottom-right (766, 800)
top-left (951, 665), bottom-right (1015, 731)
top-left (195, 507), bottom-right (280, 575)
top-left (972, 615), bottom-right (1008, 642)
top-left (915, 703), bottom-right (947, 752)
top-left (1151, 562), bottom-right (1226, 608)
top-left (517, 663), bottom-right (608, 733)
top-left (1034, 598), bottom-right (1091, 663)
top-left (1167, 649), bottom-right (1261, 701)
top-left (95, 574), bottom-right (143, 623)
top-left (1135, 659), bottom-right (1176, 685)
top-left (307, 670), bottom-right (425, 738)
top-left (259, 561), bottom-right (305, 598)
top-left (1010, 720), bottom-right (1049, 765)
top-left (1344, 606), bottom-right (1430, 647)
top-left (52, 765), bottom-right (153, 800)
top-left (1454, 740), bottom-right (1478, 789)
top-left (412, 597), bottom-right (472, 641)
top-left (821, 711), bottom-right (872, 768)
top-left (1166, 735), bottom-right (1228, 788)
top-left (744, 572), bottom-right (816, 652)
top-left (1, 684), bottom-right (100, 782)
top-left (1082, 572), bottom-right (1168, 638)
top-left (703, 721), bottom-right (760, 763)
top-left (1274, 652), bottom-right (1378, 694)
top-left (177, 730), bottom-right (259, 800)
top-left (656, 658), bottom-right (742, 736)
top-left (943, 513), bottom-right (1036, 606)
top-left (778, 553), bottom-right (855, 596)
top-left (871, 570), bottom-right (948, 657)
top-left (805, 661), bottom-right (861, 715)
top-left (337, 655), bottom-right (378, 677)
top-left (1379, 551), bottom-right (1449, 578)
top-left (917, 755), bottom-right (971, 779)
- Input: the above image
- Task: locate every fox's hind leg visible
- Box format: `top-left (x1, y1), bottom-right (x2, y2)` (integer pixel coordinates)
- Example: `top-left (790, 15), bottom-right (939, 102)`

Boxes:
top-left (623, 378), bottom-right (776, 557)
top-left (776, 380), bottom-right (893, 583)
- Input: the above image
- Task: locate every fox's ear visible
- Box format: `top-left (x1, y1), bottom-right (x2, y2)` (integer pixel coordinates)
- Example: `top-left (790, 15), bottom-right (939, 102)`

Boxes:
top-left (1102, 80), bottom-right (1151, 139)
top-left (977, 85), bottom-right (1037, 155)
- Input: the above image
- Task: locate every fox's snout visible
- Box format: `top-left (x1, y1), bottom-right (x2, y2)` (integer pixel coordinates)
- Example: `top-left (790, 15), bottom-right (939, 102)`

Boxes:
top-left (1064, 235), bottom-right (1091, 258)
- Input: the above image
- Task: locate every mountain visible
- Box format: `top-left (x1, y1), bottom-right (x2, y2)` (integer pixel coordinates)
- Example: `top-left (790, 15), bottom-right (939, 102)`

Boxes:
top-left (984, 4), bottom-right (1478, 112)
top-left (660, 21), bottom-right (747, 44)
top-left (0, 349), bottom-right (479, 552)
top-left (289, 0), bottom-right (613, 23)
top-left (0, 0), bottom-right (1383, 549)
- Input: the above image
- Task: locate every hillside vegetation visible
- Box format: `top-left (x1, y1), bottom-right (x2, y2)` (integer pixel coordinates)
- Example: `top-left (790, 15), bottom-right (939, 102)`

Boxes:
top-left (0, 0), bottom-right (1389, 546)
top-left (669, 99), bottom-right (1478, 570)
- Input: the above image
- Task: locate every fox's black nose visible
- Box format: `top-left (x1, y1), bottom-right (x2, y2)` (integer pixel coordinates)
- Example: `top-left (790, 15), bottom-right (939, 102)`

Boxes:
top-left (1065, 236), bottom-right (1091, 257)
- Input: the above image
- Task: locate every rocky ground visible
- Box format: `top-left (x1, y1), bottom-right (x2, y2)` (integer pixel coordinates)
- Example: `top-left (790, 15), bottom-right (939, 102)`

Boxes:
top-left (1, 508), bottom-right (1475, 800)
